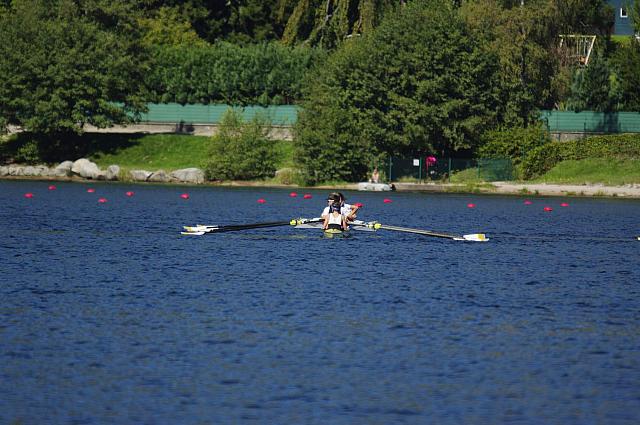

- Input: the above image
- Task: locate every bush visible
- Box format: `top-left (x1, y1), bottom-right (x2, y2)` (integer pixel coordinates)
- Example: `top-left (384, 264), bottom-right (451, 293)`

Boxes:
top-left (478, 123), bottom-right (551, 165)
top-left (205, 109), bottom-right (277, 180)
top-left (520, 133), bottom-right (640, 179)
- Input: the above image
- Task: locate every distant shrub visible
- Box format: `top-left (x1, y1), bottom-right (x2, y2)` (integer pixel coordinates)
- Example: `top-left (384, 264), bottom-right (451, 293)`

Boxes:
top-left (205, 109), bottom-right (277, 180)
top-left (478, 123), bottom-right (551, 165)
top-left (520, 133), bottom-right (640, 179)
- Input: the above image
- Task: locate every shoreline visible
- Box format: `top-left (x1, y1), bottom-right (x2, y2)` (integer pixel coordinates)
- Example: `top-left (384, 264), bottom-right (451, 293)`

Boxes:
top-left (3, 175), bottom-right (640, 199)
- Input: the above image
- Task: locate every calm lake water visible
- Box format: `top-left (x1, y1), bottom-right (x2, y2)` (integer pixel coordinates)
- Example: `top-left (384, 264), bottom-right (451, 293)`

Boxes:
top-left (1, 180), bottom-right (639, 424)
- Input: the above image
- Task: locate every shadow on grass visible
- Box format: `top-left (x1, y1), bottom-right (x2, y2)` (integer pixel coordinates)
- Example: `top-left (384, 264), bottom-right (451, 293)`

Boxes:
top-left (2, 132), bottom-right (147, 164)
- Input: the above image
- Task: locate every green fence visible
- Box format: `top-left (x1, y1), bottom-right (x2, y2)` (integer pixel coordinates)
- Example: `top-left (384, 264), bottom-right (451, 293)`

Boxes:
top-left (540, 110), bottom-right (640, 133)
top-left (138, 103), bottom-right (299, 126)
top-left (136, 105), bottom-right (640, 133)
top-left (388, 157), bottom-right (514, 182)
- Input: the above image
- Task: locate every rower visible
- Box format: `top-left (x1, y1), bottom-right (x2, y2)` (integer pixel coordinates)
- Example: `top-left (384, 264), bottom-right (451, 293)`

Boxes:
top-left (321, 193), bottom-right (341, 220)
top-left (321, 192), bottom-right (360, 223)
top-left (336, 192), bottom-right (359, 222)
top-left (323, 198), bottom-right (347, 231)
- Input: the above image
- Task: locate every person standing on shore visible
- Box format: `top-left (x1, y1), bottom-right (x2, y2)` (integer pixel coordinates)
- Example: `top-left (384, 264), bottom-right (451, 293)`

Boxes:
top-left (371, 167), bottom-right (380, 183)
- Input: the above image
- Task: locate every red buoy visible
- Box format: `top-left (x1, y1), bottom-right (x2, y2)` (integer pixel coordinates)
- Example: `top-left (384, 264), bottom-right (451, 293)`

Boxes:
top-left (524, 200), bottom-right (532, 205)
top-left (87, 188), bottom-right (95, 193)
top-left (180, 193), bottom-right (189, 199)
top-left (303, 194), bottom-right (312, 199)
top-left (289, 192), bottom-right (298, 197)
top-left (257, 198), bottom-right (266, 204)
top-left (467, 203), bottom-right (476, 208)
top-left (125, 191), bottom-right (134, 197)
top-left (543, 206), bottom-right (553, 212)
top-left (383, 199), bottom-right (392, 204)
top-left (560, 202), bottom-right (569, 207)
top-left (48, 185), bottom-right (56, 191)
top-left (24, 193), bottom-right (34, 199)
top-left (98, 197), bottom-right (107, 203)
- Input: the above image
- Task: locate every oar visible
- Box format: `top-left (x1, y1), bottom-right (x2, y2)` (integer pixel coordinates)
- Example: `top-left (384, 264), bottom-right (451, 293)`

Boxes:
top-left (351, 221), bottom-right (488, 242)
top-left (182, 218), bottom-right (322, 235)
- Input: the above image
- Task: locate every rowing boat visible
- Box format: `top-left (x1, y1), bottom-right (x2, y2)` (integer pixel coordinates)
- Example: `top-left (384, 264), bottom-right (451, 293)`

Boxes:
top-left (181, 217), bottom-right (488, 242)
top-left (323, 227), bottom-right (350, 238)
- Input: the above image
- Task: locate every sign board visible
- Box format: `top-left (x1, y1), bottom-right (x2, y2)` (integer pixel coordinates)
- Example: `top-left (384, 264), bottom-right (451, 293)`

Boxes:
top-left (413, 159), bottom-right (420, 166)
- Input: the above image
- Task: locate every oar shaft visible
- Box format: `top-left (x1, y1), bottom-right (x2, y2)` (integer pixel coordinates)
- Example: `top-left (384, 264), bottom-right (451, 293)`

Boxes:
top-left (377, 224), bottom-right (458, 239)
top-left (183, 218), bottom-right (324, 234)
top-left (210, 221), bottom-right (292, 233)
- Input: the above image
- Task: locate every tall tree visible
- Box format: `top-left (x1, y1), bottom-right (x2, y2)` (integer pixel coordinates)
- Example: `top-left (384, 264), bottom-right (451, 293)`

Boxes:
top-left (138, 6), bottom-right (208, 47)
top-left (610, 40), bottom-right (640, 111)
top-left (0, 0), bottom-right (150, 136)
top-left (295, 0), bottom-right (500, 184)
top-left (282, 0), bottom-right (397, 48)
top-left (566, 48), bottom-right (617, 111)
top-left (136, 0), bottom-right (287, 43)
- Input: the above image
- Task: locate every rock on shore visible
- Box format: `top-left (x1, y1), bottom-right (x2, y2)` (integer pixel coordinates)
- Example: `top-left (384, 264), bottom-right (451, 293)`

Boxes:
top-left (128, 168), bottom-right (205, 183)
top-left (1, 159), bottom-right (206, 185)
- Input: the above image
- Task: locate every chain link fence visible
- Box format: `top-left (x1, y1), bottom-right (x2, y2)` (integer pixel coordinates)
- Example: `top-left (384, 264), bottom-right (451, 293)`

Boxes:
top-left (385, 157), bottom-right (514, 182)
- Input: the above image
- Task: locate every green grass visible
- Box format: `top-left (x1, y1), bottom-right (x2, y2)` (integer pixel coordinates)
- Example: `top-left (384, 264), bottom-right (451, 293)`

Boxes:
top-left (535, 158), bottom-right (640, 185)
top-left (91, 134), bottom-right (211, 170)
top-left (448, 168), bottom-right (483, 183)
top-left (611, 35), bottom-right (635, 46)
top-left (90, 135), bottom-right (296, 172)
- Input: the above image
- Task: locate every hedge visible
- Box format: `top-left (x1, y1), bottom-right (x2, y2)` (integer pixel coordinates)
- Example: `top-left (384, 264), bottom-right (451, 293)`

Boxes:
top-left (520, 133), bottom-right (640, 178)
top-left (146, 42), bottom-right (326, 106)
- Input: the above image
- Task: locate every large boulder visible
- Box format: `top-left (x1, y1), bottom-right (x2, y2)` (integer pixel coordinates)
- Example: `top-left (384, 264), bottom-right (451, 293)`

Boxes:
top-left (71, 158), bottom-right (101, 179)
top-left (171, 168), bottom-right (205, 184)
top-left (130, 170), bottom-right (153, 182)
top-left (148, 170), bottom-right (170, 182)
top-left (52, 161), bottom-right (73, 177)
top-left (105, 165), bottom-right (120, 181)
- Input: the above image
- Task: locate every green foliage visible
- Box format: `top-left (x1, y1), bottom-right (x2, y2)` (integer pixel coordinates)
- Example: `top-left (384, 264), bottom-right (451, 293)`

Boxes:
top-left (139, 6), bottom-right (208, 47)
top-left (566, 48), bottom-right (618, 112)
top-left (205, 109), bottom-right (277, 180)
top-left (462, 0), bottom-right (614, 123)
top-left (520, 133), bottom-right (640, 179)
top-left (449, 168), bottom-right (482, 184)
top-left (478, 124), bottom-right (551, 165)
top-left (461, 0), bottom-right (554, 126)
top-left (13, 139), bottom-right (41, 164)
top-left (610, 39), bottom-right (640, 111)
top-left (295, 0), bottom-right (501, 184)
top-left (282, 0), bottom-right (396, 48)
top-left (0, 0), bottom-right (150, 136)
top-left (147, 42), bottom-right (326, 105)
top-left (136, 0), bottom-right (287, 43)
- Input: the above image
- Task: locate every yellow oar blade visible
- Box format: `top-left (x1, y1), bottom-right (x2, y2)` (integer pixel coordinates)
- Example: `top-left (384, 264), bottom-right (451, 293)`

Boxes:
top-left (456, 233), bottom-right (489, 242)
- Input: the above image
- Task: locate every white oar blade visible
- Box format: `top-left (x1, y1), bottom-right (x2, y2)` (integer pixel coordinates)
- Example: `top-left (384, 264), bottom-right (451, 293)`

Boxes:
top-left (456, 233), bottom-right (489, 242)
top-left (181, 231), bottom-right (206, 236)
top-left (183, 225), bottom-right (218, 232)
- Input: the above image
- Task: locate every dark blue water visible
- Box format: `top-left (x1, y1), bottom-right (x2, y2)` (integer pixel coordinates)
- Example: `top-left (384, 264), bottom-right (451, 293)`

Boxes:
top-left (1, 180), bottom-right (639, 424)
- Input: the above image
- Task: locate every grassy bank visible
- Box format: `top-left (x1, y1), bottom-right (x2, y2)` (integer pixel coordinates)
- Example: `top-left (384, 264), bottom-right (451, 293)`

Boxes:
top-left (91, 134), bottom-right (210, 170)
top-left (4, 132), bottom-right (640, 187)
top-left (90, 134), bottom-right (295, 172)
top-left (533, 158), bottom-right (640, 186)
